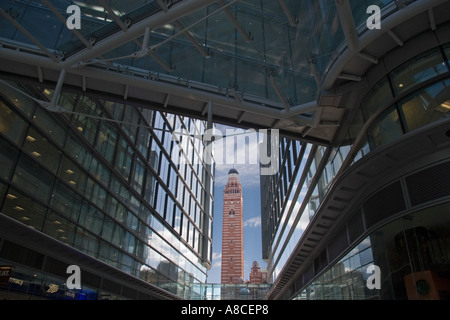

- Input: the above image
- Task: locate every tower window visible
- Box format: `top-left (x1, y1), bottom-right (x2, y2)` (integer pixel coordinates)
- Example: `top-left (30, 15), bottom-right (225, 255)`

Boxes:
top-left (229, 209), bottom-right (235, 216)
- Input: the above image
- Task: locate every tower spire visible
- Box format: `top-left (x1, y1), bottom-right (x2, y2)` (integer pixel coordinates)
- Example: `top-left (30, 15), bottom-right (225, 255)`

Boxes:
top-left (221, 168), bottom-right (243, 284)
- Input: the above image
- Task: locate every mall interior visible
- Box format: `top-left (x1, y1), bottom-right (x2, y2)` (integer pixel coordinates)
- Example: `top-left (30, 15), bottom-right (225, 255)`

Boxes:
top-left (0, 0), bottom-right (449, 300)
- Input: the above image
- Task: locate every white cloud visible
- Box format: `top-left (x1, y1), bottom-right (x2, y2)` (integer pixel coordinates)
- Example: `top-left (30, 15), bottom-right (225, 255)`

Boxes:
top-left (212, 252), bottom-right (221, 268)
top-left (211, 125), bottom-right (262, 188)
top-left (244, 216), bottom-right (261, 228)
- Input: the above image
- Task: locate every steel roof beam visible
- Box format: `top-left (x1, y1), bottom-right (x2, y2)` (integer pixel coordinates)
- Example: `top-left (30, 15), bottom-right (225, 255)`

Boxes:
top-left (278, 0), bottom-right (298, 27)
top-left (0, 8), bottom-right (58, 62)
top-left (60, 0), bottom-right (217, 69)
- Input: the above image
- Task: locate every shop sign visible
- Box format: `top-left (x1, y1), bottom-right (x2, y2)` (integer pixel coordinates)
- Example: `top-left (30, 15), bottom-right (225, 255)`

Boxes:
top-left (0, 266), bottom-right (13, 286)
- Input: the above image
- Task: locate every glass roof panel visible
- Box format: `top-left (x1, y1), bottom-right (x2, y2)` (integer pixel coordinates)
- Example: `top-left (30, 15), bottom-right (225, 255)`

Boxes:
top-left (0, 0), bottom-right (347, 106)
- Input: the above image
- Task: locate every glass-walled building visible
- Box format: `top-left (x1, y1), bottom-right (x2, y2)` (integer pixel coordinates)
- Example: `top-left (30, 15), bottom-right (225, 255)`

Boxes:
top-left (1, 0), bottom-right (449, 301)
top-left (262, 1), bottom-right (450, 300)
top-left (0, 80), bottom-right (215, 300)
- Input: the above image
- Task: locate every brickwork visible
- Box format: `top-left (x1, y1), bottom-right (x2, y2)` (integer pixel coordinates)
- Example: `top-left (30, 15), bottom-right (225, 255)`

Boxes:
top-left (221, 169), bottom-right (244, 284)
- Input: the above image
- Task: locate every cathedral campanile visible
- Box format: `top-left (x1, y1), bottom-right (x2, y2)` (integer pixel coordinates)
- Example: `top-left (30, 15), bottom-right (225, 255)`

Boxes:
top-left (221, 168), bottom-right (244, 284)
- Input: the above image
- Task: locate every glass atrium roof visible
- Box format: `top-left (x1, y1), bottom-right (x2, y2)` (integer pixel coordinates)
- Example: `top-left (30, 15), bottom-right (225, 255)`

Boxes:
top-left (0, 0), bottom-right (439, 145)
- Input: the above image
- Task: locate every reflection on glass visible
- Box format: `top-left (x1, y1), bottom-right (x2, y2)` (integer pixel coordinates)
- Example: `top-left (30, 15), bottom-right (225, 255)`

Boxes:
top-left (391, 50), bottom-right (448, 96)
top-left (401, 79), bottom-right (450, 132)
top-left (296, 202), bottom-right (450, 300)
top-left (367, 107), bottom-right (403, 150)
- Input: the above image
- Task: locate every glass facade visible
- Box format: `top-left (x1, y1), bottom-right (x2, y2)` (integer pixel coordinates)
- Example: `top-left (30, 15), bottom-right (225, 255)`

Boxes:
top-left (0, 80), bottom-right (214, 299)
top-left (295, 202), bottom-right (450, 300)
top-left (0, 0), bottom-right (348, 107)
top-left (262, 42), bottom-right (450, 298)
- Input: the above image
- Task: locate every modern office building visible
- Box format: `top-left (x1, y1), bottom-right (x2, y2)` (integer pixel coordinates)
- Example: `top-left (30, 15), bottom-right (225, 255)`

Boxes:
top-left (0, 79), bottom-right (215, 299)
top-left (0, 0), bottom-right (449, 301)
top-left (259, 1), bottom-right (450, 300)
top-left (221, 168), bottom-right (244, 284)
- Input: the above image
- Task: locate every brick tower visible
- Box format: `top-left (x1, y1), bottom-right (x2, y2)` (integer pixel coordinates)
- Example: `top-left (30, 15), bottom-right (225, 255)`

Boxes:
top-left (221, 168), bottom-right (244, 284)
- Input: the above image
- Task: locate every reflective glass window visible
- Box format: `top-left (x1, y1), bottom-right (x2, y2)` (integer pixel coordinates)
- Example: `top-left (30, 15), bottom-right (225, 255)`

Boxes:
top-left (0, 100), bottom-right (28, 145)
top-left (367, 107), bottom-right (403, 150)
top-left (362, 78), bottom-right (393, 121)
top-left (89, 157), bottom-right (110, 186)
top-left (84, 178), bottom-right (107, 210)
top-left (103, 100), bottom-right (124, 120)
top-left (445, 45), bottom-right (450, 62)
top-left (65, 135), bottom-right (92, 170)
top-left (105, 196), bottom-right (123, 223)
top-left (12, 154), bottom-right (54, 201)
top-left (74, 228), bottom-right (99, 257)
top-left (79, 202), bottom-right (104, 234)
top-left (32, 107), bottom-right (67, 148)
top-left (72, 97), bottom-right (101, 145)
top-left (50, 182), bottom-right (82, 221)
top-left (122, 105), bottom-right (140, 142)
top-left (131, 156), bottom-right (146, 194)
top-left (2, 187), bottom-right (47, 231)
top-left (0, 181), bottom-right (6, 208)
top-left (0, 82), bottom-right (36, 117)
top-left (43, 211), bottom-right (76, 245)
top-left (99, 242), bottom-right (119, 267)
top-left (391, 49), bottom-right (448, 96)
top-left (115, 137), bottom-right (133, 180)
top-left (136, 126), bottom-right (151, 157)
top-left (0, 137), bottom-right (19, 181)
top-left (58, 155), bottom-right (86, 192)
top-left (400, 79), bottom-right (450, 132)
top-left (22, 127), bottom-right (62, 174)
top-left (96, 121), bottom-right (118, 163)
top-left (101, 217), bottom-right (116, 243)
top-left (126, 212), bottom-right (139, 232)
top-left (144, 169), bottom-right (156, 206)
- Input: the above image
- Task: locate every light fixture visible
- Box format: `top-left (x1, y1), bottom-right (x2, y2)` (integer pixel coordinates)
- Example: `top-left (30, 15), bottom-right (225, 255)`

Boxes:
top-left (440, 100), bottom-right (450, 110)
top-left (13, 206), bottom-right (24, 211)
top-left (435, 100), bottom-right (450, 113)
top-left (65, 169), bottom-right (74, 174)
top-left (26, 135), bottom-right (36, 142)
top-left (398, 83), bottom-right (404, 88)
top-left (31, 151), bottom-right (41, 157)
top-left (6, 194), bottom-right (17, 199)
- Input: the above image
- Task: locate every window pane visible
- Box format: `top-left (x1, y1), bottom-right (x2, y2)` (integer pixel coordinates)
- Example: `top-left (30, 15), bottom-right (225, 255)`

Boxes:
top-left (362, 78), bottom-right (393, 120)
top-left (367, 107), bottom-right (403, 149)
top-left (79, 202), bottom-right (104, 234)
top-left (0, 82), bottom-right (36, 117)
top-left (96, 120), bottom-right (118, 163)
top-left (23, 127), bottom-right (62, 174)
top-left (2, 188), bottom-right (47, 230)
top-left (32, 107), bottom-right (67, 148)
top-left (401, 79), bottom-right (450, 132)
top-left (65, 135), bottom-right (92, 170)
top-left (391, 50), bottom-right (447, 95)
top-left (50, 182), bottom-right (82, 221)
top-left (74, 228), bottom-right (99, 257)
top-left (0, 138), bottom-right (19, 181)
top-left (12, 154), bottom-right (54, 201)
top-left (43, 211), bottom-right (76, 245)
top-left (0, 100), bottom-right (28, 145)
top-left (131, 156), bottom-right (146, 194)
top-left (85, 178), bottom-right (107, 209)
top-left (58, 155), bottom-right (86, 192)
top-left (115, 137), bottom-right (133, 180)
